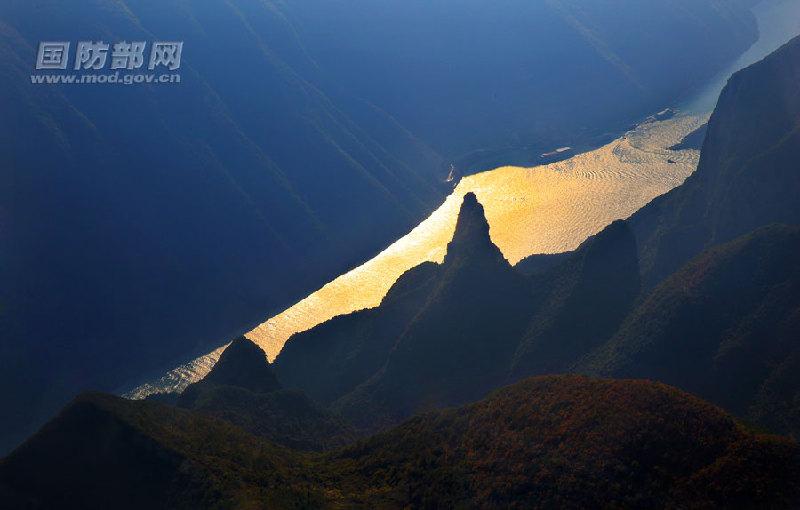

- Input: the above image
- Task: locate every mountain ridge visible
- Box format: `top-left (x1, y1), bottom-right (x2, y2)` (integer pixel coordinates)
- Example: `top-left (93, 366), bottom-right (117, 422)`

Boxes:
top-left (0, 0), bottom-right (765, 453)
top-left (3, 375), bottom-right (798, 509)
top-left (173, 338), bottom-right (355, 451)
top-left (580, 223), bottom-right (800, 437)
top-left (628, 34), bottom-right (800, 289)
top-left (274, 35), bottom-right (800, 438)
top-left (276, 192), bottom-right (537, 431)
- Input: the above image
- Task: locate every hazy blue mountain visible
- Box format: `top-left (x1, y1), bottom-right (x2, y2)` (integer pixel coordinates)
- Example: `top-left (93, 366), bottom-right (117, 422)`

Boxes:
top-left (0, 0), bottom-right (446, 454)
top-left (287, 0), bottom-right (758, 171)
top-left (0, 0), bottom-right (762, 453)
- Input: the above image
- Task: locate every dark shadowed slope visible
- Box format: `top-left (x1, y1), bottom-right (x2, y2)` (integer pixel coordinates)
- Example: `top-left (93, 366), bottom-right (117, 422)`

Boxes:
top-left (175, 338), bottom-right (355, 451)
top-left (278, 36), bottom-right (800, 439)
top-left (2, 376), bottom-right (798, 509)
top-left (629, 34), bottom-right (800, 289)
top-left (0, 0), bottom-right (763, 453)
top-left (510, 220), bottom-right (641, 378)
top-left (0, 393), bottom-right (321, 510)
top-left (182, 337), bottom-right (281, 396)
top-left (333, 194), bottom-right (536, 430)
top-left (329, 376), bottom-right (800, 509)
top-left (274, 261), bottom-right (442, 405)
top-left (581, 224), bottom-right (800, 437)
top-left (0, 0), bottom-right (446, 454)
top-left (276, 193), bottom-right (537, 431)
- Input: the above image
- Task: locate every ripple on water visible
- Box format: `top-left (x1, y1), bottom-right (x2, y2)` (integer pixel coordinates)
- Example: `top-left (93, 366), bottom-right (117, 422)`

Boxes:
top-left (126, 113), bottom-right (707, 399)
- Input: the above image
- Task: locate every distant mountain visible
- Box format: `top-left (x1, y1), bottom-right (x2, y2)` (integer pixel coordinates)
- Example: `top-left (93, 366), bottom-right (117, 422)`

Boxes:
top-left (0, 0), bottom-right (763, 453)
top-left (276, 36), bottom-right (800, 438)
top-left (172, 338), bottom-right (354, 451)
top-left (0, 0), bottom-right (446, 454)
top-left (286, 0), bottom-right (759, 168)
top-left (2, 376), bottom-right (797, 509)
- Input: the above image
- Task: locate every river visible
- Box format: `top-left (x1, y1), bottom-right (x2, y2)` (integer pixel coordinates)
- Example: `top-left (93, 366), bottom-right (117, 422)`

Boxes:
top-left (125, 0), bottom-right (800, 398)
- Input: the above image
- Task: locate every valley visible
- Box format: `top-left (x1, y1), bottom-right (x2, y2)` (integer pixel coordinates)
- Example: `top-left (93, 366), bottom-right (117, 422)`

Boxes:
top-left (4, 18), bottom-right (800, 505)
top-left (128, 112), bottom-right (705, 398)
top-left (126, 0), bottom-right (800, 400)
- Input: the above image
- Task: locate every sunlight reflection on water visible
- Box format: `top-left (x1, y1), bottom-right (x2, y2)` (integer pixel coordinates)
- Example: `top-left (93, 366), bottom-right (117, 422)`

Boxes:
top-left (127, 113), bottom-right (705, 399)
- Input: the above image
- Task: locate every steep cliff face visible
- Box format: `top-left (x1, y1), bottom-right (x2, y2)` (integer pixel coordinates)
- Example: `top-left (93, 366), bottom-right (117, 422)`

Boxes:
top-left (568, 36), bottom-right (800, 436)
top-left (277, 37), bottom-right (800, 438)
top-left (582, 224), bottom-right (800, 437)
top-left (630, 35), bottom-right (800, 289)
top-left (511, 221), bottom-right (641, 378)
top-left (332, 194), bottom-right (535, 429)
top-left (0, 0), bottom-right (764, 453)
top-left (275, 194), bottom-right (537, 429)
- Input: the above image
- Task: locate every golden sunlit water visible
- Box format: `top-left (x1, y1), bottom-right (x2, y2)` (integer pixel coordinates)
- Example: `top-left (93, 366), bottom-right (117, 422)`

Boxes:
top-left (127, 113), bottom-right (705, 398)
top-left (246, 113), bottom-right (704, 353)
